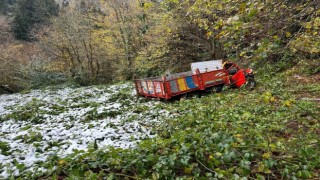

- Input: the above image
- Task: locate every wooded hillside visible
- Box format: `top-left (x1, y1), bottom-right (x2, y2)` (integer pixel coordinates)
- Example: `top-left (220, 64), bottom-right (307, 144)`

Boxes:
top-left (0, 1), bottom-right (319, 179)
top-left (0, 0), bottom-right (319, 93)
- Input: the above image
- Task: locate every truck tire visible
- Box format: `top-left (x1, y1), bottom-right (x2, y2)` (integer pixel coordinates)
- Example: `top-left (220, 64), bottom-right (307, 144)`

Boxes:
top-left (214, 84), bottom-right (224, 92)
top-left (245, 76), bottom-right (256, 90)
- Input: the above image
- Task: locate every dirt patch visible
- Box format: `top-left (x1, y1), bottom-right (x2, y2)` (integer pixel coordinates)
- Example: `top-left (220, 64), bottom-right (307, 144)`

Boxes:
top-left (285, 73), bottom-right (320, 103)
top-left (291, 74), bottom-right (320, 84)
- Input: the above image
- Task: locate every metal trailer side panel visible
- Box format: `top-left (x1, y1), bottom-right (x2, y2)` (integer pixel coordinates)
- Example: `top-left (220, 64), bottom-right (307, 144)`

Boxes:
top-left (164, 75), bottom-right (200, 98)
top-left (186, 76), bottom-right (198, 89)
top-left (169, 80), bottom-right (179, 94)
top-left (200, 69), bottom-right (228, 87)
top-left (177, 78), bottom-right (188, 91)
top-left (134, 80), bottom-right (165, 98)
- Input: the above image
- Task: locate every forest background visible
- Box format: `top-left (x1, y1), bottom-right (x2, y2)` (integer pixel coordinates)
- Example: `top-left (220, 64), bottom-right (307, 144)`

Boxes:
top-left (0, 0), bottom-right (319, 93)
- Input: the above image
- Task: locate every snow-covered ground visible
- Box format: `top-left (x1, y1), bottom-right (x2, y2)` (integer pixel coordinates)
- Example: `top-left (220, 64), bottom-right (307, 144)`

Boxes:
top-left (0, 83), bottom-right (170, 178)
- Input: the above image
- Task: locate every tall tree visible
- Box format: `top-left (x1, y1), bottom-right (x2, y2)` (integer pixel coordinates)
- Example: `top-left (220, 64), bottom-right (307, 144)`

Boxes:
top-left (134, 0), bottom-right (211, 77)
top-left (99, 0), bottom-right (149, 80)
top-left (12, 0), bottom-right (58, 41)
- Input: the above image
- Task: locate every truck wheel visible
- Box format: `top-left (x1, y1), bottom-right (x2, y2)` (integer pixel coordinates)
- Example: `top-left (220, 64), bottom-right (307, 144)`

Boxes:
top-left (245, 76), bottom-right (256, 90)
top-left (213, 84), bottom-right (224, 93)
top-left (205, 84), bottom-right (224, 93)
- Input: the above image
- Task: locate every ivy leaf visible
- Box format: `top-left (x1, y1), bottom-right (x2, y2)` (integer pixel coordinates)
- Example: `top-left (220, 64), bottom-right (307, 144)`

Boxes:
top-left (306, 23), bottom-right (312, 29)
top-left (262, 152), bottom-right (271, 159)
top-left (152, 172), bottom-right (160, 180)
top-left (184, 167), bottom-right (193, 174)
top-left (240, 51), bottom-right (246, 57)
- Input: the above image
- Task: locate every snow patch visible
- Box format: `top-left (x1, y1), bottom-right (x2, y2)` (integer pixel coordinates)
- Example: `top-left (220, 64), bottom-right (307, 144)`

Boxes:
top-left (0, 83), bottom-right (169, 178)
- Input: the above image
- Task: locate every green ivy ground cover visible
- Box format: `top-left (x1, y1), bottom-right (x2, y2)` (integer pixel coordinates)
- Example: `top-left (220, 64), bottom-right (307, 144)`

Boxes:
top-left (1, 64), bottom-right (319, 179)
top-left (48, 66), bottom-right (319, 179)
top-left (0, 83), bottom-right (175, 179)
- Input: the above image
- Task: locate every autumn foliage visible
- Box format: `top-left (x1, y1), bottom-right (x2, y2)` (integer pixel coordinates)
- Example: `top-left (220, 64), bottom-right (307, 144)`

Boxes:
top-left (0, 0), bottom-right (319, 93)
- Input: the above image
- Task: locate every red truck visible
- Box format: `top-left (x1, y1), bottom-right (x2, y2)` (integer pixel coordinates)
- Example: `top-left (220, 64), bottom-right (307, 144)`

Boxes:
top-left (134, 60), bottom-right (255, 100)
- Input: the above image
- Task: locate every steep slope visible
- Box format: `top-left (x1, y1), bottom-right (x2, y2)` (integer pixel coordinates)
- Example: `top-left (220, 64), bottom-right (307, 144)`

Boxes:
top-left (0, 64), bottom-right (319, 179)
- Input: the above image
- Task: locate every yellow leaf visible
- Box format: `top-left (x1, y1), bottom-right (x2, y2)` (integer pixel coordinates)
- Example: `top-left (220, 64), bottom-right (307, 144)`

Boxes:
top-left (264, 96), bottom-right (270, 103)
top-left (152, 172), bottom-right (159, 180)
top-left (262, 152), bottom-right (271, 159)
top-left (258, 162), bottom-right (265, 172)
top-left (143, 2), bottom-right (153, 9)
top-left (184, 167), bottom-right (193, 174)
top-left (269, 97), bottom-right (276, 102)
top-left (58, 160), bottom-right (66, 165)
top-left (310, 48), bottom-right (319, 54)
top-left (269, 143), bottom-right (277, 150)
top-left (286, 32), bottom-right (291, 37)
top-left (265, 92), bottom-right (272, 97)
top-left (264, 169), bottom-right (272, 174)
top-left (306, 23), bottom-right (312, 29)
top-left (283, 100), bottom-right (293, 107)
top-left (240, 51), bottom-right (246, 57)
